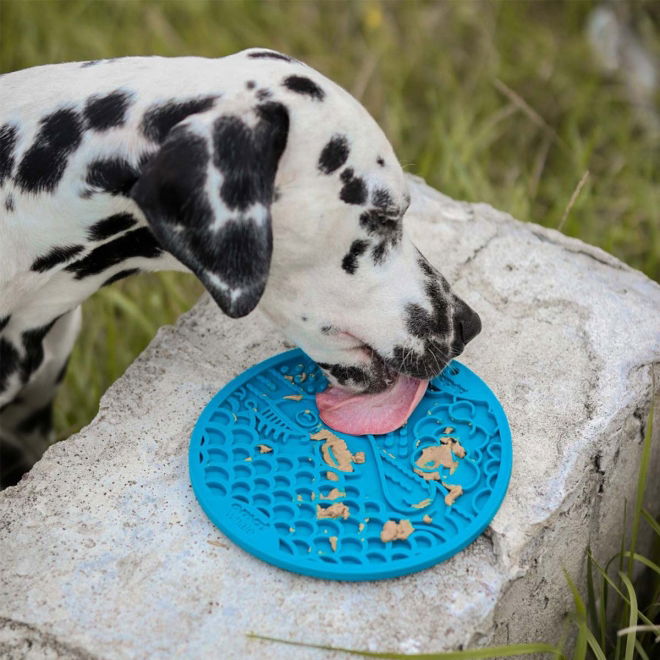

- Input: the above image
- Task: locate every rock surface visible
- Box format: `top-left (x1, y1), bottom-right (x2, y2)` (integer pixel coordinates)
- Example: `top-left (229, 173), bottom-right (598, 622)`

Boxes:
top-left (1, 175), bottom-right (659, 658)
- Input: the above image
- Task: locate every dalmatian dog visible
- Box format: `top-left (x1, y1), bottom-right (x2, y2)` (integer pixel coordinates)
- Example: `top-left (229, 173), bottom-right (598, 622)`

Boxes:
top-left (0, 48), bottom-right (481, 487)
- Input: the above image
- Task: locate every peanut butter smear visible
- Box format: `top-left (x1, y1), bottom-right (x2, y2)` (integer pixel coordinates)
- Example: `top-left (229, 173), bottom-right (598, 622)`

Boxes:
top-left (441, 436), bottom-right (466, 458)
top-left (412, 498), bottom-right (432, 509)
top-left (327, 471), bottom-right (339, 482)
top-left (283, 394), bottom-right (303, 401)
top-left (416, 443), bottom-right (457, 472)
top-left (380, 519), bottom-right (414, 543)
top-left (316, 503), bottom-right (350, 520)
top-left (415, 435), bottom-right (466, 477)
top-left (329, 536), bottom-right (338, 552)
top-left (256, 444), bottom-right (272, 453)
top-left (414, 468), bottom-right (440, 482)
top-left (311, 429), bottom-right (363, 472)
top-left (320, 488), bottom-right (345, 500)
top-left (442, 482), bottom-right (463, 506)
top-left (422, 514), bottom-right (433, 523)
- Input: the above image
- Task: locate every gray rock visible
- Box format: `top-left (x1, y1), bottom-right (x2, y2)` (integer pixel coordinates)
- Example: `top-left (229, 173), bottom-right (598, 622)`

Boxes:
top-left (1, 175), bottom-right (658, 658)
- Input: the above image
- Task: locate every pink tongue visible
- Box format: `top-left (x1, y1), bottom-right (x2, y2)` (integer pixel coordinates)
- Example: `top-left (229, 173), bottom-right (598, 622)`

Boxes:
top-left (316, 375), bottom-right (428, 435)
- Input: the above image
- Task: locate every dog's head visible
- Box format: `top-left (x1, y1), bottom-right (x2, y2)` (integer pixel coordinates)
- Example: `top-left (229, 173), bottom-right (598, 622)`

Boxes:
top-left (130, 50), bottom-right (481, 398)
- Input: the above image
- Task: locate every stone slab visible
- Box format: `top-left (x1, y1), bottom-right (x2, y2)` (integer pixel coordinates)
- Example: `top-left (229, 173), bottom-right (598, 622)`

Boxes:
top-left (1, 175), bottom-right (659, 658)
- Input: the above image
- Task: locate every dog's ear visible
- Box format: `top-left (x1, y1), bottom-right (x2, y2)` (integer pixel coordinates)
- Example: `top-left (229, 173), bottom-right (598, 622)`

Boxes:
top-left (130, 102), bottom-right (289, 318)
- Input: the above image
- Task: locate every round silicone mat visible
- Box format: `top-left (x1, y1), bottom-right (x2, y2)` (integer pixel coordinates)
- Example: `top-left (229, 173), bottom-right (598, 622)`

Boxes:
top-left (189, 349), bottom-right (511, 581)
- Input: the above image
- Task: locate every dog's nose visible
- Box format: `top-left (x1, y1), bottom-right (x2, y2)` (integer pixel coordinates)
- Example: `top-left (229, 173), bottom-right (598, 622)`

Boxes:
top-left (455, 303), bottom-right (481, 345)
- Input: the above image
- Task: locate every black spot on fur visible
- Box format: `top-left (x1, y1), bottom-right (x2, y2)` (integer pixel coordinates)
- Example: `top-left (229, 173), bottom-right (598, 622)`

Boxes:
top-left (141, 96), bottom-right (218, 143)
top-left (85, 157), bottom-right (141, 196)
top-left (0, 124), bottom-right (18, 186)
top-left (81, 60), bottom-right (100, 68)
top-left (340, 168), bottom-right (354, 183)
top-left (17, 401), bottom-right (53, 435)
top-left (101, 268), bottom-right (140, 287)
top-left (131, 130), bottom-right (212, 235)
top-left (377, 156), bottom-right (385, 166)
top-left (257, 101), bottom-right (290, 153)
top-left (320, 325), bottom-right (333, 335)
top-left (19, 319), bottom-right (59, 384)
top-left (213, 102), bottom-right (289, 211)
top-left (372, 188), bottom-right (393, 209)
top-left (372, 241), bottom-right (387, 264)
top-left (318, 135), bottom-right (349, 175)
top-left (424, 276), bottom-right (451, 320)
top-left (417, 254), bottom-right (436, 279)
top-left (317, 362), bottom-right (371, 389)
top-left (342, 239), bottom-right (369, 274)
top-left (15, 108), bottom-right (82, 193)
top-left (210, 220), bottom-right (273, 290)
top-left (0, 316), bottom-right (10, 332)
top-left (213, 118), bottom-right (261, 211)
top-left (246, 80), bottom-right (256, 90)
top-left (5, 194), bottom-right (14, 212)
top-left (404, 303), bottom-right (441, 340)
top-left (282, 75), bottom-right (325, 101)
top-left (0, 338), bottom-right (19, 393)
top-left (87, 212), bottom-right (137, 241)
top-left (340, 171), bottom-right (367, 205)
top-left (84, 90), bottom-right (132, 132)
top-left (359, 209), bottom-right (399, 236)
top-left (362, 188), bottom-right (402, 247)
top-left (256, 88), bottom-right (272, 101)
top-left (248, 51), bottom-right (293, 62)
top-left (31, 245), bottom-right (85, 272)
top-left (65, 227), bottom-right (162, 280)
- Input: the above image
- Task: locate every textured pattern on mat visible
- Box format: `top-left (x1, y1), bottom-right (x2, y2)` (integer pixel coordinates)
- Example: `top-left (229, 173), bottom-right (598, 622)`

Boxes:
top-left (189, 349), bottom-right (511, 580)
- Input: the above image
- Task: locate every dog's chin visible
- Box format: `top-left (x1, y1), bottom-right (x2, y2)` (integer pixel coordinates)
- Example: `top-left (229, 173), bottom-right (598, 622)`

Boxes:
top-left (320, 342), bottom-right (451, 396)
top-left (372, 346), bottom-right (452, 389)
top-left (319, 359), bottom-right (394, 396)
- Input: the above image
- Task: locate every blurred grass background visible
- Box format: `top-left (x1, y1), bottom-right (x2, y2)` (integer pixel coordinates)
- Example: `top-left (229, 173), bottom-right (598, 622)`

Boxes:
top-left (1, 0), bottom-right (658, 440)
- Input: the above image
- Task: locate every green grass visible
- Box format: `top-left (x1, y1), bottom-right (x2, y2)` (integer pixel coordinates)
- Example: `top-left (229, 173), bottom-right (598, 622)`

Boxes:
top-left (1, 0), bottom-right (657, 436)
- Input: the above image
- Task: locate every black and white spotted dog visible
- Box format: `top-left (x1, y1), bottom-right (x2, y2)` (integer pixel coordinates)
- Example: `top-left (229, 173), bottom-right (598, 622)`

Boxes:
top-left (0, 48), bottom-right (481, 487)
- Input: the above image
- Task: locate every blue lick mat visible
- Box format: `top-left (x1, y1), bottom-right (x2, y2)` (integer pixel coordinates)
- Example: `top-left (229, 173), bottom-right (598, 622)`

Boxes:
top-left (189, 349), bottom-right (511, 581)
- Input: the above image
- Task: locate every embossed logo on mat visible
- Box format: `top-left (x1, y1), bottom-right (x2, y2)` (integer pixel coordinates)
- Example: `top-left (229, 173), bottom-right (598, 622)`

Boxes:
top-left (225, 501), bottom-right (267, 535)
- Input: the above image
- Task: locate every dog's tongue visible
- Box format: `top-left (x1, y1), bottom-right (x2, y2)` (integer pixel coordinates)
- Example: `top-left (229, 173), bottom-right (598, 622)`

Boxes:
top-left (316, 374), bottom-right (428, 436)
